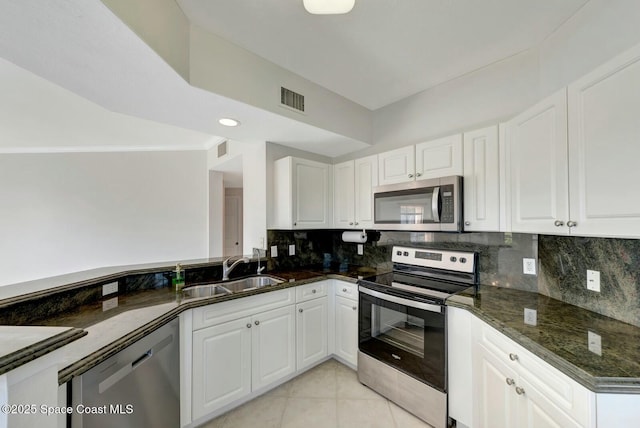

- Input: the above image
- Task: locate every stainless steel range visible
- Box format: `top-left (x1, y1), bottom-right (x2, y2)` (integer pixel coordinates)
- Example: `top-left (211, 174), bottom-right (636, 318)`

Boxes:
top-left (357, 246), bottom-right (478, 428)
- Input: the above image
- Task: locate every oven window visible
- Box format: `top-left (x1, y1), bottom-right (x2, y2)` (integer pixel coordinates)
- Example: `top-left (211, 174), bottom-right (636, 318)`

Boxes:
top-left (359, 290), bottom-right (445, 391)
top-left (374, 188), bottom-right (436, 224)
top-left (373, 307), bottom-right (425, 358)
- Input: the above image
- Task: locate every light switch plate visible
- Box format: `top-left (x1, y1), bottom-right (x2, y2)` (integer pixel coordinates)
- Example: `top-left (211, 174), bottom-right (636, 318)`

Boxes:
top-left (270, 246), bottom-right (278, 258)
top-left (289, 244), bottom-right (296, 256)
top-left (587, 270), bottom-right (601, 292)
top-left (588, 331), bottom-right (602, 356)
top-left (523, 258), bottom-right (537, 275)
top-left (357, 244), bottom-right (364, 255)
top-left (102, 281), bottom-right (118, 296)
top-left (524, 308), bottom-right (537, 326)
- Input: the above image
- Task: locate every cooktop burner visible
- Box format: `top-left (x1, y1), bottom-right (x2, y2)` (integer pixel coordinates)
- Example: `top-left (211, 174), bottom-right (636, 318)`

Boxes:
top-left (358, 246), bottom-right (478, 304)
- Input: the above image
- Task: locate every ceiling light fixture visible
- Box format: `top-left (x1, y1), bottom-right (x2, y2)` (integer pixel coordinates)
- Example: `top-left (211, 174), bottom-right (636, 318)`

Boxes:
top-left (218, 118), bottom-right (240, 127)
top-left (303, 0), bottom-right (355, 15)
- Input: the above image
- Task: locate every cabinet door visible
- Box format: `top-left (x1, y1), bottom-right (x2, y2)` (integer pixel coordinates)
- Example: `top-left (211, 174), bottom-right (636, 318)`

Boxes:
top-left (296, 297), bottom-right (328, 371)
top-left (415, 134), bottom-right (463, 180)
top-left (378, 146), bottom-right (415, 185)
top-left (463, 126), bottom-right (500, 231)
top-left (507, 89), bottom-right (570, 234)
top-left (472, 342), bottom-right (519, 428)
top-left (354, 155), bottom-right (378, 228)
top-left (568, 43), bottom-right (640, 238)
top-left (251, 305), bottom-right (296, 391)
top-left (517, 376), bottom-right (583, 428)
top-left (292, 158), bottom-right (332, 229)
top-left (333, 160), bottom-right (355, 228)
top-left (334, 295), bottom-right (358, 367)
top-left (192, 317), bottom-right (252, 419)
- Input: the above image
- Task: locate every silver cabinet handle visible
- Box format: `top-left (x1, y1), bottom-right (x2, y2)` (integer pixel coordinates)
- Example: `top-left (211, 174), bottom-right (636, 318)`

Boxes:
top-left (312, 289), bottom-right (317, 294)
top-left (349, 222), bottom-right (354, 225)
top-left (416, 173), bottom-right (422, 177)
top-left (465, 221), bottom-right (471, 226)
top-left (506, 378), bottom-right (515, 386)
top-left (246, 323), bottom-right (252, 328)
top-left (515, 386), bottom-right (525, 395)
top-left (355, 222), bottom-right (359, 225)
top-left (408, 174), bottom-right (414, 178)
top-left (299, 308), bottom-right (303, 313)
top-left (352, 306), bottom-right (357, 311)
top-left (254, 320), bottom-right (260, 326)
top-left (567, 221), bottom-right (577, 227)
top-left (509, 353), bottom-right (519, 361)
top-left (342, 288), bottom-right (348, 292)
top-left (554, 220), bottom-right (565, 227)
top-left (293, 222), bottom-right (297, 226)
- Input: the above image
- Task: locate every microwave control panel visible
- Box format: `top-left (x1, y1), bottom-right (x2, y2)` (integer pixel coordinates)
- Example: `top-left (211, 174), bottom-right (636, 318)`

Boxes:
top-left (440, 184), bottom-right (454, 223)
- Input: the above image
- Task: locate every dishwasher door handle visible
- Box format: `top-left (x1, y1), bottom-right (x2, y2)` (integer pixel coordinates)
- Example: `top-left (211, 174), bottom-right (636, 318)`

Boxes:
top-left (98, 333), bottom-right (174, 394)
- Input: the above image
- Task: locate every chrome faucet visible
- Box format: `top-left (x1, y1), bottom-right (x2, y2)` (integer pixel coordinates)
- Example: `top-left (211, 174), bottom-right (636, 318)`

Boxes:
top-left (222, 256), bottom-right (250, 280)
top-left (254, 248), bottom-right (266, 275)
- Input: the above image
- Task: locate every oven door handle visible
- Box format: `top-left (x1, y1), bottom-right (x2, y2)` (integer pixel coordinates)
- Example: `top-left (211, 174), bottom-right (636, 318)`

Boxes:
top-left (358, 286), bottom-right (442, 313)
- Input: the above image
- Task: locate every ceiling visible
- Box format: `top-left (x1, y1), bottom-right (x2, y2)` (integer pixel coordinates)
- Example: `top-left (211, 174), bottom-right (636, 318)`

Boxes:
top-left (177, 0), bottom-right (589, 110)
top-left (0, 0), bottom-right (589, 157)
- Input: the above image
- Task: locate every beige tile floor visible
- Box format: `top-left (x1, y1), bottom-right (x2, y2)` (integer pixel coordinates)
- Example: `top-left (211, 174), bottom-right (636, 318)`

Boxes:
top-left (199, 359), bottom-right (433, 428)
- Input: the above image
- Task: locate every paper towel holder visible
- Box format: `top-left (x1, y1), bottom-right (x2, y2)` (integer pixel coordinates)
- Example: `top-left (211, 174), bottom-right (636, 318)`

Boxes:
top-left (342, 229), bottom-right (367, 243)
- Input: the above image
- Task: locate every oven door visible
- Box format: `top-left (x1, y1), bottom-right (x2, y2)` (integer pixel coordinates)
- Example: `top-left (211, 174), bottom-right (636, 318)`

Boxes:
top-left (358, 286), bottom-right (446, 392)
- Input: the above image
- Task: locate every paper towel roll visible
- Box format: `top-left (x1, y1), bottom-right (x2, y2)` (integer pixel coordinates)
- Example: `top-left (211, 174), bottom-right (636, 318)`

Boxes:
top-left (342, 230), bottom-right (367, 243)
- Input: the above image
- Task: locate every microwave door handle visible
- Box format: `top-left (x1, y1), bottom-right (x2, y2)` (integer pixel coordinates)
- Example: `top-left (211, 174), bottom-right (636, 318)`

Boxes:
top-left (431, 186), bottom-right (440, 222)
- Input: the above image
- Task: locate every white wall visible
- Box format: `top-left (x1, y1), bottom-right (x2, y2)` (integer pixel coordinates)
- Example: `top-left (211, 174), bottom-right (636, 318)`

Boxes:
top-left (208, 140), bottom-right (268, 254)
top-left (209, 171), bottom-right (224, 257)
top-left (0, 151), bottom-right (208, 286)
top-left (335, 0), bottom-right (640, 163)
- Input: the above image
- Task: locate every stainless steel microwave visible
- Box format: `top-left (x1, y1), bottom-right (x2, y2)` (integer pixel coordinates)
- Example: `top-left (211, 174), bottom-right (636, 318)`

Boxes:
top-left (373, 176), bottom-right (463, 232)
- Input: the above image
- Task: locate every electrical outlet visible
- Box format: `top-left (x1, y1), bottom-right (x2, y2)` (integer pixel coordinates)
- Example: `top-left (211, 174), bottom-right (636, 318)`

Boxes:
top-left (357, 244), bottom-right (364, 255)
top-left (102, 282), bottom-right (118, 296)
top-left (587, 270), bottom-right (600, 292)
top-left (271, 245), bottom-right (278, 258)
top-left (524, 308), bottom-right (537, 326)
top-left (523, 258), bottom-right (537, 275)
top-left (588, 331), bottom-right (602, 356)
top-left (289, 244), bottom-right (296, 256)
top-left (259, 237), bottom-right (265, 249)
top-left (102, 297), bottom-right (118, 312)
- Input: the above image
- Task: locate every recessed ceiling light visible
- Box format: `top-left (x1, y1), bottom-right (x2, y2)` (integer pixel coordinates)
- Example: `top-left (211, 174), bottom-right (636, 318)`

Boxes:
top-left (218, 118), bottom-right (240, 127)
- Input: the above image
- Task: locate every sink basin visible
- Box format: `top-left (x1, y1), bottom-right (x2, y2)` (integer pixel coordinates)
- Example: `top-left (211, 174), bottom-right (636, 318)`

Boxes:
top-left (181, 275), bottom-right (284, 299)
top-left (182, 284), bottom-right (230, 299)
top-left (223, 275), bottom-right (283, 293)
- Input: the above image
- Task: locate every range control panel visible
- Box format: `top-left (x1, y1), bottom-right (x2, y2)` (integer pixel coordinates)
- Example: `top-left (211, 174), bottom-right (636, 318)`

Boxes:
top-left (391, 246), bottom-right (476, 274)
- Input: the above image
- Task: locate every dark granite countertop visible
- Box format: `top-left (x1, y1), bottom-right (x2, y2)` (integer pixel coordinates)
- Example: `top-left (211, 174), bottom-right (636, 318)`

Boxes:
top-left (447, 285), bottom-right (640, 393)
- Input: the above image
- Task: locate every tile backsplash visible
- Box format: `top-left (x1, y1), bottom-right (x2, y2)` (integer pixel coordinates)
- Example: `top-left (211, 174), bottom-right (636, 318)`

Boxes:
top-left (268, 229), bottom-right (640, 327)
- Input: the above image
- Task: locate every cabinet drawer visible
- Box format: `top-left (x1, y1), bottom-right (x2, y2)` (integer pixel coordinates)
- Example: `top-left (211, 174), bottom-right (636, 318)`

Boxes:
top-left (295, 281), bottom-right (328, 303)
top-left (193, 289), bottom-right (295, 331)
top-left (473, 318), bottom-right (593, 426)
top-left (334, 281), bottom-right (358, 301)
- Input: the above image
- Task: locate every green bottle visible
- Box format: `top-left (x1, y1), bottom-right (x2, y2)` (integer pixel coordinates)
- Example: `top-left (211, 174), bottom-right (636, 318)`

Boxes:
top-left (173, 263), bottom-right (185, 293)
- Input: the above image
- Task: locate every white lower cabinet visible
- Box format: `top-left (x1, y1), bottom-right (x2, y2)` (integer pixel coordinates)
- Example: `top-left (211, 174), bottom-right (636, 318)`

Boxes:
top-left (334, 295), bottom-right (358, 367)
top-left (189, 290), bottom-right (296, 422)
top-left (470, 316), bottom-right (595, 428)
top-left (296, 296), bottom-right (328, 371)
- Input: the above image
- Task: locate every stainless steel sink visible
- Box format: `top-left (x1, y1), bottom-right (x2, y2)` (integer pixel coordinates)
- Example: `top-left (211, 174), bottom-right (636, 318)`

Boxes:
top-left (181, 275), bottom-right (284, 299)
top-left (223, 275), bottom-right (283, 293)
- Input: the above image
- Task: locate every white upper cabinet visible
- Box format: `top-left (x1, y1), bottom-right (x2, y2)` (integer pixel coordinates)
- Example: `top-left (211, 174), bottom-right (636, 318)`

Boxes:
top-left (272, 156), bottom-right (332, 229)
top-left (568, 42), bottom-right (640, 238)
top-left (378, 145), bottom-right (415, 185)
top-left (415, 134), bottom-right (464, 180)
top-left (333, 155), bottom-right (378, 229)
top-left (463, 126), bottom-right (500, 231)
top-left (378, 135), bottom-right (463, 186)
top-left (506, 89), bottom-right (570, 235)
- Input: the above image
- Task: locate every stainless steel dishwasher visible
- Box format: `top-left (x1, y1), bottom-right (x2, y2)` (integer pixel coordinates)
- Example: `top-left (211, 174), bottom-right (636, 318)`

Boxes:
top-left (71, 318), bottom-right (180, 428)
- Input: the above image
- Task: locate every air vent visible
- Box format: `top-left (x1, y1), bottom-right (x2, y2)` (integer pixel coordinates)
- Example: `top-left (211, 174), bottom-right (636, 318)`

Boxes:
top-left (217, 140), bottom-right (228, 158)
top-left (280, 87), bottom-right (305, 112)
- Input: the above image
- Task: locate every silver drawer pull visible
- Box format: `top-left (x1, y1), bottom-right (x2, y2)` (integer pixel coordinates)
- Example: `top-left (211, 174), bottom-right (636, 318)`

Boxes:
top-left (506, 378), bottom-right (515, 386)
top-left (254, 320), bottom-right (260, 326)
top-left (554, 220), bottom-right (565, 227)
top-left (567, 221), bottom-right (577, 227)
top-left (312, 289), bottom-right (317, 294)
top-left (391, 353), bottom-right (401, 360)
top-left (408, 174), bottom-right (414, 178)
top-left (342, 288), bottom-right (347, 292)
top-left (299, 308), bottom-right (303, 313)
top-left (515, 386), bottom-right (525, 395)
top-left (246, 323), bottom-right (252, 328)
top-left (509, 353), bottom-right (519, 361)
top-left (352, 306), bottom-right (357, 310)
